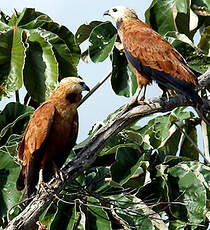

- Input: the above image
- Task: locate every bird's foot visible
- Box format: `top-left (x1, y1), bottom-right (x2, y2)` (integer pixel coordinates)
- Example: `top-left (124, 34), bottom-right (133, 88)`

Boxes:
top-left (36, 181), bottom-right (52, 195)
top-left (52, 161), bottom-right (67, 182)
top-left (55, 169), bottom-right (67, 182)
top-left (124, 95), bottom-right (142, 111)
top-left (160, 94), bottom-right (170, 103)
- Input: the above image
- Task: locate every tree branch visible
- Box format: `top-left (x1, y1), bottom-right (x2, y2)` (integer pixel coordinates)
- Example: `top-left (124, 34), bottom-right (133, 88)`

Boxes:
top-left (5, 72), bottom-right (210, 230)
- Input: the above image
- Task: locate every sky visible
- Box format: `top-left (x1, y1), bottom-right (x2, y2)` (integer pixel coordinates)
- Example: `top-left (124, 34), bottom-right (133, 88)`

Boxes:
top-left (0, 0), bottom-right (163, 142)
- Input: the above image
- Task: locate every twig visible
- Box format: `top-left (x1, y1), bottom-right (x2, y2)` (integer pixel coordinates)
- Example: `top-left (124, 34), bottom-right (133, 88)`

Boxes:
top-left (174, 123), bottom-right (210, 164)
top-left (77, 71), bottom-right (112, 107)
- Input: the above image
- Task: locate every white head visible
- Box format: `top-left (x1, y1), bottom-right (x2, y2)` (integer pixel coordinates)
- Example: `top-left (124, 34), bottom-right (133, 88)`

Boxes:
top-left (104, 6), bottom-right (138, 22)
top-left (59, 77), bottom-right (90, 94)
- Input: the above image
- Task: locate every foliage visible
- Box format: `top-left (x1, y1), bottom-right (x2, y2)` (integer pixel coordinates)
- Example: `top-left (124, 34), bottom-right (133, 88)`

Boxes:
top-left (0, 1), bottom-right (209, 229)
top-left (0, 8), bottom-right (80, 102)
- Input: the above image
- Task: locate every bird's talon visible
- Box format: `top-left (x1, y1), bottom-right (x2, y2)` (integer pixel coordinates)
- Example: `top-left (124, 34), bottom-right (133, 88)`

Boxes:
top-left (137, 100), bottom-right (146, 105)
top-left (37, 182), bottom-right (52, 195)
top-left (55, 169), bottom-right (67, 182)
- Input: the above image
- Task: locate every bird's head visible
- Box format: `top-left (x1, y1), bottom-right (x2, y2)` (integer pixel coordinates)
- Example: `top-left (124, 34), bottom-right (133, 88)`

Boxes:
top-left (60, 77), bottom-right (90, 93)
top-left (55, 77), bottom-right (90, 104)
top-left (104, 6), bottom-right (138, 23)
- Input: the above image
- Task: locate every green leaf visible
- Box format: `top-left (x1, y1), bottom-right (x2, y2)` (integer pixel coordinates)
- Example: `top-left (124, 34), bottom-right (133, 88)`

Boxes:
top-left (165, 31), bottom-right (210, 73)
top-left (20, 14), bottom-right (52, 30)
top-left (198, 26), bottom-right (210, 56)
top-left (39, 203), bottom-right (58, 229)
top-left (83, 197), bottom-right (111, 230)
top-left (42, 23), bottom-right (81, 76)
top-left (0, 28), bottom-right (26, 98)
top-left (111, 47), bottom-right (138, 97)
top-left (165, 32), bottom-right (196, 59)
top-left (0, 134), bottom-right (22, 159)
top-left (50, 201), bottom-right (78, 230)
top-left (111, 147), bottom-right (143, 185)
top-left (169, 163), bottom-right (207, 224)
top-left (145, 0), bottom-right (178, 35)
top-left (0, 102), bottom-right (34, 147)
top-left (89, 21), bottom-right (117, 63)
top-left (0, 150), bottom-right (21, 219)
top-left (170, 107), bottom-right (193, 122)
top-left (145, 0), bottom-right (197, 39)
top-left (0, 20), bottom-right (10, 32)
top-left (13, 8), bottom-right (51, 28)
top-left (85, 167), bottom-right (111, 193)
top-left (162, 126), bottom-right (182, 155)
top-left (112, 195), bottom-right (153, 230)
top-left (168, 220), bottom-right (186, 230)
top-left (75, 21), bottom-right (103, 45)
top-left (180, 121), bottom-right (198, 160)
top-left (187, 54), bottom-right (210, 73)
top-left (176, 0), bottom-right (188, 13)
top-left (23, 29), bottom-right (58, 102)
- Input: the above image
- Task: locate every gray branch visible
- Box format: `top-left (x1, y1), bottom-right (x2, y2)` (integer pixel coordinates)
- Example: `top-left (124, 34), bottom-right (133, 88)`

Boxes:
top-left (5, 72), bottom-right (210, 230)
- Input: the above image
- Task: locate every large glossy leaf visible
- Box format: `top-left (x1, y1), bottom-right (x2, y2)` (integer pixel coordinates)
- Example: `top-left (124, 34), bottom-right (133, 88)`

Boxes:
top-left (111, 147), bottom-right (143, 185)
top-left (75, 21), bottom-right (103, 45)
top-left (138, 107), bottom-right (194, 151)
top-left (85, 167), bottom-right (111, 193)
top-left (111, 47), bottom-right (138, 97)
top-left (180, 121), bottom-right (198, 160)
top-left (0, 8), bottom-right (79, 101)
top-left (0, 20), bottom-right (10, 32)
top-left (169, 163), bottom-right (207, 224)
top-left (0, 102), bottom-right (34, 147)
top-left (49, 202), bottom-right (79, 230)
top-left (165, 31), bottom-right (209, 73)
top-left (15, 8), bottom-right (51, 29)
top-left (198, 26), bottom-right (210, 56)
top-left (39, 203), bottom-right (58, 229)
top-left (89, 22), bottom-right (117, 63)
top-left (23, 29), bottom-right (58, 102)
top-left (0, 150), bottom-right (21, 220)
top-left (102, 127), bottom-right (142, 156)
top-left (168, 220), bottom-right (187, 229)
top-left (82, 197), bottom-right (111, 230)
top-left (145, 0), bottom-right (197, 39)
top-left (145, 0), bottom-right (179, 35)
top-left (112, 195), bottom-right (153, 230)
top-left (41, 25), bottom-right (80, 77)
top-left (0, 28), bottom-right (26, 98)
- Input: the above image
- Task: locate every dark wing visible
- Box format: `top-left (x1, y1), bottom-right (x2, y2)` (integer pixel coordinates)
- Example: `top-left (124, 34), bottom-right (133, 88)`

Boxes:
top-left (54, 110), bottom-right (79, 167)
top-left (16, 102), bottom-right (56, 197)
top-left (42, 110), bottom-right (79, 182)
top-left (122, 20), bottom-right (202, 104)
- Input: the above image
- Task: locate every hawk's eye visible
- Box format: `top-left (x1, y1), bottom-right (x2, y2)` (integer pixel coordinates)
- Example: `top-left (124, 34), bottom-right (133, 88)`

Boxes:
top-left (113, 8), bottom-right (117, 12)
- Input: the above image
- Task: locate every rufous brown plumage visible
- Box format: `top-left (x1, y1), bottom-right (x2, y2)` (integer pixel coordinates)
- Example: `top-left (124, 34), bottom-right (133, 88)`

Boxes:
top-left (104, 6), bottom-right (203, 105)
top-left (16, 77), bottom-right (90, 198)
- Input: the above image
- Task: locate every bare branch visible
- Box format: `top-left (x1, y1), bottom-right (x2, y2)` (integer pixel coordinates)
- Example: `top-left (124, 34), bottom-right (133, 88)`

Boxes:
top-left (198, 67), bottom-right (210, 88)
top-left (5, 72), bottom-right (210, 230)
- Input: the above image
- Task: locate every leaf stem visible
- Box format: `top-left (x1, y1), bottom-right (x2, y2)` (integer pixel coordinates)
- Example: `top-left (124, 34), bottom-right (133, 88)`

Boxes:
top-left (77, 70), bottom-right (112, 107)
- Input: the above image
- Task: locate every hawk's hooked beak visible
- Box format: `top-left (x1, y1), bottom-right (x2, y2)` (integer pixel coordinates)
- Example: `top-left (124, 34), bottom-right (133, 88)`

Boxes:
top-left (103, 10), bottom-right (110, 16)
top-left (81, 82), bottom-right (90, 92)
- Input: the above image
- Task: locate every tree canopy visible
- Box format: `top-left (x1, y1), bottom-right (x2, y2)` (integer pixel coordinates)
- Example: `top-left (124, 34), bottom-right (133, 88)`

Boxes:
top-left (0, 1), bottom-right (210, 229)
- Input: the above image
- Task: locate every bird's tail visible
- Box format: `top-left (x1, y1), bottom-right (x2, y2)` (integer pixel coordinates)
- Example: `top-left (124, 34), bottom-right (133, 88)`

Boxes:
top-left (16, 166), bottom-right (25, 191)
top-left (23, 158), bottom-right (40, 199)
